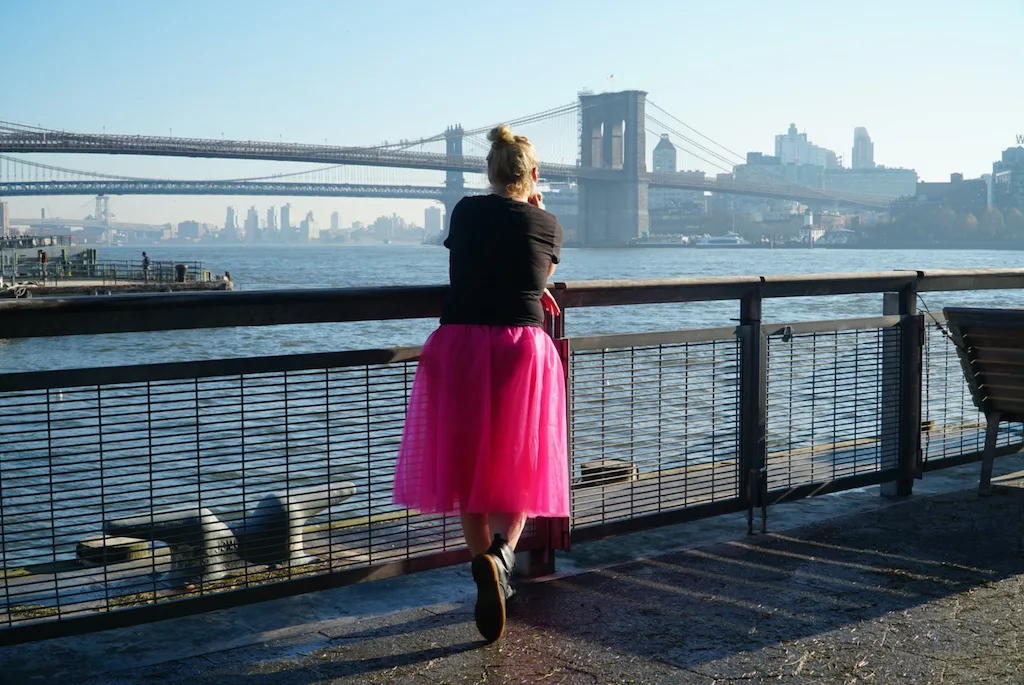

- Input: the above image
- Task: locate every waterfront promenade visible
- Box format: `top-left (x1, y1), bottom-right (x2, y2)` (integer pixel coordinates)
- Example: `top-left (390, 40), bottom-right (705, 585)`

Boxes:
top-left (3, 454), bottom-right (1023, 684)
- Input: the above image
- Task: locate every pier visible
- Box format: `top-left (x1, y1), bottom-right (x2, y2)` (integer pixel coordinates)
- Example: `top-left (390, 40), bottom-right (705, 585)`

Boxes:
top-left (0, 235), bottom-right (232, 297)
top-left (1, 269), bottom-right (1024, 680)
top-left (3, 455), bottom-right (1024, 683)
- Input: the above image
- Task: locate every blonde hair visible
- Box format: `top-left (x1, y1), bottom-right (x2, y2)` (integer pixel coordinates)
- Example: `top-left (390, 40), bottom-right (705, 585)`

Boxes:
top-left (486, 124), bottom-right (538, 198)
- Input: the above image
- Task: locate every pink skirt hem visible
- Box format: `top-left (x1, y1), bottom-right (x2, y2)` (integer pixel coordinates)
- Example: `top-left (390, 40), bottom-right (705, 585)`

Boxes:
top-left (392, 324), bottom-right (569, 518)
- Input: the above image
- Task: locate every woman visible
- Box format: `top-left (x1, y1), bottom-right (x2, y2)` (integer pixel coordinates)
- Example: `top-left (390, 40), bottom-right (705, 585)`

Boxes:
top-left (392, 123), bottom-right (569, 643)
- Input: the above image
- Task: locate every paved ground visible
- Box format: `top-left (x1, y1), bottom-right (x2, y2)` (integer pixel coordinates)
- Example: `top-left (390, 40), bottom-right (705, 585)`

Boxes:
top-left (4, 456), bottom-right (1024, 684)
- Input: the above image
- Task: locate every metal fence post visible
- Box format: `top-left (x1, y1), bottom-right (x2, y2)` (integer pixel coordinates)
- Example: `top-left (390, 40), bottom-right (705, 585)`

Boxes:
top-left (739, 287), bottom-right (768, 534)
top-left (519, 287), bottom-right (569, 578)
top-left (881, 286), bottom-right (923, 497)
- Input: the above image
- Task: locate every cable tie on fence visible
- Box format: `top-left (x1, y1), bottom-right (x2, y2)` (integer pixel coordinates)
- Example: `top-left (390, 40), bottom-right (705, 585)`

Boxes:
top-left (916, 293), bottom-right (969, 357)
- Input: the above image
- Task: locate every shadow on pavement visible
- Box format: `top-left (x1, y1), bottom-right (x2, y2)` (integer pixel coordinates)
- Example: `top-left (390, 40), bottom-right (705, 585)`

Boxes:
top-left (509, 483), bottom-right (1024, 671)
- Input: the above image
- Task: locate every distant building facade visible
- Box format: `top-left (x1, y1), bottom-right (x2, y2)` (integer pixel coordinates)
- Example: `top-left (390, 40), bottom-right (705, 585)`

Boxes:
top-left (299, 211), bottom-right (319, 241)
top-left (0, 201), bottom-right (9, 237)
top-left (852, 127), bottom-right (875, 170)
top-left (993, 147), bottom-right (1024, 212)
top-left (281, 204), bottom-right (292, 232)
top-left (177, 220), bottom-right (202, 240)
top-left (424, 206), bottom-right (443, 234)
top-left (824, 167), bottom-right (918, 200)
top-left (244, 206), bottom-right (260, 241)
top-left (890, 173), bottom-right (989, 218)
top-left (266, 207), bottom-right (277, 236)
top-left (775, 123), bottom-right (840, 169)
top-left (653, 134), bottom-right (677, 173)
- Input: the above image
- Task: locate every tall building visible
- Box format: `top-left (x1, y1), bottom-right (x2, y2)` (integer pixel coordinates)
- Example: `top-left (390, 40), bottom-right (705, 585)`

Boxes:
top-left (330, 211), bottom-right (340, 231)
top-left (424, 206), bottom-right (443, 234)
top-left (852, 127), bottom-right (875, 170)
top-left (775, 123), bottom-right (839, 169)
top-left (653, 134), bottom-right (677, 174)
top-left (225, 206), bottom-right (237, 232)
top-left (299, 211), bottom-right (319, 241)
top-left (993, 147), bottom-right (1024, 211)
top-left (266, 206), bottom-right (277, 235)
top-left (177, 220), bottom-right (202, 240)
top-left (0, 201), bottom-right (10, 237)
top-left (281, 203), bottom-right (292, 232)
top-left (244, 206), bottom-right (260, 241)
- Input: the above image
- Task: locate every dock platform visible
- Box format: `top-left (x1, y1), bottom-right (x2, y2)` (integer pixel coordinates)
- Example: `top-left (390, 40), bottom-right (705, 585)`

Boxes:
top-left (3, 453), bottom-right (1023, 684)
top-left (0, 279), bottom-right (233, 298)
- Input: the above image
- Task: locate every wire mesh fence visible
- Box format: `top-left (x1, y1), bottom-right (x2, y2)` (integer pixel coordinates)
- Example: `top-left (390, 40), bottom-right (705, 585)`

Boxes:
top-left (765, 322), bottom-right (901, 491)
top-left (5, 271), bottom-right (1024, 642)
top-left (568, 330), bottom-right (743, 535)
top-left (0, 349), bottom-right (538, 632)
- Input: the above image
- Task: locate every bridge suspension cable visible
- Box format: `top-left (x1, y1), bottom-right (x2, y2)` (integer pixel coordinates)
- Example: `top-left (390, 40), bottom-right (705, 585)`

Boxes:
top-left (0, 153), bottom-right (450, 188)
top-left (0, 153), bottom-right (163, 181)
top-left (646, 100), bottom-right (748, 166)
top-left (644, 106), bottom-right (858, 204)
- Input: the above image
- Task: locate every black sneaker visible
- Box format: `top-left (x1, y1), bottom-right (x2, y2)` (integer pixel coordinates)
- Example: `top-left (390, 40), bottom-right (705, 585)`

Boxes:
top-left (486, 534), bottom-right (517, 604)
top-left (471, 534), bottom-right (516, 642)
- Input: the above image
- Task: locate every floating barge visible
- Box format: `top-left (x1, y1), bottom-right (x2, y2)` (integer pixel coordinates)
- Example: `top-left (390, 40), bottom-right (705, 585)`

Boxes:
top-left (0, 236), bottom-right (233, 298)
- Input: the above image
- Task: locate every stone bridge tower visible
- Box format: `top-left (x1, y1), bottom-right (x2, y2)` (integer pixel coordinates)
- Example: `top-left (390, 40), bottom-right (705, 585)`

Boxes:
top-left (577, 90), bottom-right (649, 246)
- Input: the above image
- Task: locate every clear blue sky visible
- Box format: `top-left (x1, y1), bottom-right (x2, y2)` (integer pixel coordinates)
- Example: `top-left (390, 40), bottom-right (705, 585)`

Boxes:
top-left (3, 0), bottom-right (1020, 225)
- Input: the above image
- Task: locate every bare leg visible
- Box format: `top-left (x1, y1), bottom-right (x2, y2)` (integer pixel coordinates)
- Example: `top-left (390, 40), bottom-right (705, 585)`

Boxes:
top-left (461, 511), bottom-right (528, 555)
top-left (488, 512), bottom-right (528, 550)
top-left (460, 512), bottom-right (491, 557)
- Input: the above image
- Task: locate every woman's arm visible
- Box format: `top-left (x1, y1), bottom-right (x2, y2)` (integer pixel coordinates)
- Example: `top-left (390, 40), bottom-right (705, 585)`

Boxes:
top-left (542, 261), bottom-right (559, 314)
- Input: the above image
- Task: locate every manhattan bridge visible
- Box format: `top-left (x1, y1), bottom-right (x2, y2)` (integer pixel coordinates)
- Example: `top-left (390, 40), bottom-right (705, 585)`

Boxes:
top-left (0, 90), bottom-right (890, 246)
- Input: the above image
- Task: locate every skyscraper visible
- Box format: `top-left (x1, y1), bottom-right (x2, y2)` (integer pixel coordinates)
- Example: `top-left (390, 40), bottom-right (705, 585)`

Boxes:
top-left (775, 123), bottom-right (839, 168)
top-left (852, 127), bottom-right (875, 169)
top-left (225, 206), bottom-right (237, 232)
top-left (0, 201), bottom-right (10, 237)
top-left (653, 134), bottom-right (677, 174)
top-left (244, 206), bottom-right (260, 241)
top-left (424, 206), bottom-right (443, 234)
top-left (300, 211), bottom-right (319, 241)
top-left (281, 203), bottom-right (292, 231)
top-left (330, 211), bottom-right (340, 231)
top-left (266, 206), bottom-right (277, 234)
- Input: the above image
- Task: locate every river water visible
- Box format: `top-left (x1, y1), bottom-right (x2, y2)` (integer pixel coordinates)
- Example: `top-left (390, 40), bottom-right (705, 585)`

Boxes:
top-left (5, 244), bottom-right (1024, 373)
top-left (3, 244), bottom-right (1024, 572)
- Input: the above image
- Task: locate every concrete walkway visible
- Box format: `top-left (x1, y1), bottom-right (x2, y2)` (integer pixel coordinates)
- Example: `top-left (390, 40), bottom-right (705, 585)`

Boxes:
top-left (3, 455), bottom-right (1024, 684)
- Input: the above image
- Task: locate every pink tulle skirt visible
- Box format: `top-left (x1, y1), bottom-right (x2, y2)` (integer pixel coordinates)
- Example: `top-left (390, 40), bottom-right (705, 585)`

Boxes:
top-left (393, 324), bottom-right (569, 518)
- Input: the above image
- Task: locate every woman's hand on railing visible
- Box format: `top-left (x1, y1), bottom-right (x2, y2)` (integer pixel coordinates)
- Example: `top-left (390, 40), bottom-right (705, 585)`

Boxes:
top-left (541, 287), bottom-right (560, 316)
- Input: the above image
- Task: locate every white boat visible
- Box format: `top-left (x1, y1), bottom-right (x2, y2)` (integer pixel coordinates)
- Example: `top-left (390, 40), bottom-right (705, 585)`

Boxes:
top-left (695, 232), bottom-right (752, 248)
top-left (627, 234), bottom-right (690, 247)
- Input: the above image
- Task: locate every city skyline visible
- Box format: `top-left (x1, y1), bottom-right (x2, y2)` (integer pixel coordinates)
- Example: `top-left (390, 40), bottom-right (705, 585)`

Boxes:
top-left (3, 0), bottom-right (1021, 225)
top-left (0, 121), bottom-right (1000, 230)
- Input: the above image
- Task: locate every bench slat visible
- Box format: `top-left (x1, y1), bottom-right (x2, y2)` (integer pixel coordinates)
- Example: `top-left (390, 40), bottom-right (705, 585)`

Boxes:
top-left (971, 348), bottom-right (1024, 365)
top-left (966, 368), bottom-right (1024, 384)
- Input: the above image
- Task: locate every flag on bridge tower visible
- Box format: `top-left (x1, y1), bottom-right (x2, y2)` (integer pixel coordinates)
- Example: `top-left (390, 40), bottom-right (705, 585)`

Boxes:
top-left (606, 74), bottom-right (614, 83)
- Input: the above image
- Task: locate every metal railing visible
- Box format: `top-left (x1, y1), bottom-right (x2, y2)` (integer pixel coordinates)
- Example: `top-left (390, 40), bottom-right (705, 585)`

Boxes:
top-left (8, 259), bottom-right (206, 285)
top-left (2, 268), bottom-right (1024, 645)
top-left (0, 236), bottom-right (74, 250)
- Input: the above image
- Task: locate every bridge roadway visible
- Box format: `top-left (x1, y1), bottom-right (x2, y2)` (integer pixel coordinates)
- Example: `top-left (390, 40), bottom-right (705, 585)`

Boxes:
top-left (0, 178), bottom-right (888, 209)
top-left (0, 180), bottom-right (576, 204)
top-left (0, 130), bottom-right (891, 208)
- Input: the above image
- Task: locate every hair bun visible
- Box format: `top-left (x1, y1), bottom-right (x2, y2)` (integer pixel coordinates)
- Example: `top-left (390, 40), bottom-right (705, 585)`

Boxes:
top-left (487, 124), bottom-right (516, 145)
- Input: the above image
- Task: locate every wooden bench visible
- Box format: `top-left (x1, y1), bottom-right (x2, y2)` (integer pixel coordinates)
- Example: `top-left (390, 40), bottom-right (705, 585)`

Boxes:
top-left (943, 307), bottom-right (1024, 495)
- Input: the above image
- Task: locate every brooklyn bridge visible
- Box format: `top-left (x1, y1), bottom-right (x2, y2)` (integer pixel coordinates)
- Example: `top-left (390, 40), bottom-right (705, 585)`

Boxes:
top-left (0, 90), bottom-right (892, 245)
